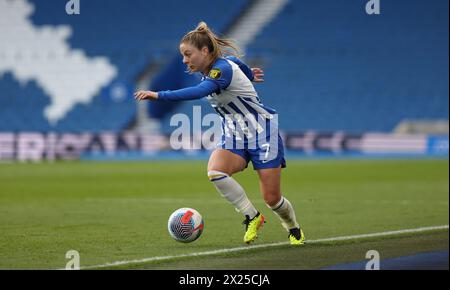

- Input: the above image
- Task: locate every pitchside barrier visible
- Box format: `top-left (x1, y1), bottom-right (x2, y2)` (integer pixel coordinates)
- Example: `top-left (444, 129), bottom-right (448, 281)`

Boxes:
top-left (0, 132), bottom-right (447, 162)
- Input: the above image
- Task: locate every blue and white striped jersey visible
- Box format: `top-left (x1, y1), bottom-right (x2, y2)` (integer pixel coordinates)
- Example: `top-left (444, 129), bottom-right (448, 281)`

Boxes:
top-left (204, 57), bottom-right (278, 148)
top-left (158, 56), bottom-right (279, 149)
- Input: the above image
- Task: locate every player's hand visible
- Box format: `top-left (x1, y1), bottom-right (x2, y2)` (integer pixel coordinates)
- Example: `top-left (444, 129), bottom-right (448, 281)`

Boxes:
top-left (251, 68), bottom-right (264, 83)
top-left (134, 90), bottom-right (159, 101)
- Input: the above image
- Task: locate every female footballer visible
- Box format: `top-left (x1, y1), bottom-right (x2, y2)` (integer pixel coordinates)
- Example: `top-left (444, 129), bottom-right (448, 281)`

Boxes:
top-left (135, 22), bottom-right (305, 245)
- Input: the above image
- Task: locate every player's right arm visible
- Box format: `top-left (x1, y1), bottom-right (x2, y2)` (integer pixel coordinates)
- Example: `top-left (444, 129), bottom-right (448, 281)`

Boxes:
top-left (135, 59), bottom-right (234, 102)
top-left (134, 81), bottom-right (219, 101)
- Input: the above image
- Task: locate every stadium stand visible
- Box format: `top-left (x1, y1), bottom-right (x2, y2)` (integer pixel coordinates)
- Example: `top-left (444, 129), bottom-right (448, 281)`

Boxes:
top-left (245, 0), bottom-right (449, 132)
top-left (0, 0), bottom-right (250, 132)
top-left (0, 0), bottom-right (448, 134)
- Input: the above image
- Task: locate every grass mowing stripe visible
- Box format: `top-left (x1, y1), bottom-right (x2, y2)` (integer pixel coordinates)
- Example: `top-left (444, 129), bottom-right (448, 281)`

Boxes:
top-left (74, 225), bottom-right (449, 270)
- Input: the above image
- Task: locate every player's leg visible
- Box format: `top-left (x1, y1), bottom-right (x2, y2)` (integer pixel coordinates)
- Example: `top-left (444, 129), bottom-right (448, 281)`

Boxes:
top-left (207, 149), bottom-right (264, 244)
top-left (207, 148), bottom-right (248, 176)
top-left (207, 149), bottom-right (257, 217)
top-left (257, 166), bottom-right (305, 245)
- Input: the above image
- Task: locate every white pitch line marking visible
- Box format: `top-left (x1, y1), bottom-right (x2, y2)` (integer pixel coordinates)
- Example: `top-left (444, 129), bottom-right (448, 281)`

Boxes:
top-left (73, 225), bottom-right (448, 270)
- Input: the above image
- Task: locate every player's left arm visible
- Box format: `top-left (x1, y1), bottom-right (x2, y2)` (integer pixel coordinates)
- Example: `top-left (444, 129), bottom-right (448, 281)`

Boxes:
top-left (226, 56), bottom-right (264, 83)
top-left (251, 67), bottom-right (264, 83)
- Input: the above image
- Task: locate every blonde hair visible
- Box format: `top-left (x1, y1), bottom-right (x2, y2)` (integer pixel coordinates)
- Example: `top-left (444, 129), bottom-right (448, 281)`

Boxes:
top-left (181, 22), bottom-right (241, 71)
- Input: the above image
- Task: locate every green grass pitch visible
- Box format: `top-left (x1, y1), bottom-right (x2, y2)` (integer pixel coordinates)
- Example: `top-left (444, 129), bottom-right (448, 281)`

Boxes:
top-left (0, 159), bottom-right (448, 269)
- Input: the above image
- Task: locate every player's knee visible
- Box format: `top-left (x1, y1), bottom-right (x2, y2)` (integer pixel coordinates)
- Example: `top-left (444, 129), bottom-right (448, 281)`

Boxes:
top-left (264, 194), bottom-right (282, 207)
top-left (207, 170), bottom-right (229, 182)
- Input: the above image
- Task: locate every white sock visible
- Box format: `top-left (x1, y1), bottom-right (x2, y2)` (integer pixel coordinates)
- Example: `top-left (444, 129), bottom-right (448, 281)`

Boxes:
top-left (208, 170), bottom-right (258, 218)
top-left (268, 196), bottom-right (299, 231)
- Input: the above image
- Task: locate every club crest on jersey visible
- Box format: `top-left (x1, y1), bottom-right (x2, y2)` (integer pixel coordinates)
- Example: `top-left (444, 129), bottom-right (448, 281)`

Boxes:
top-left (209, 68), bottom-right (221, 79)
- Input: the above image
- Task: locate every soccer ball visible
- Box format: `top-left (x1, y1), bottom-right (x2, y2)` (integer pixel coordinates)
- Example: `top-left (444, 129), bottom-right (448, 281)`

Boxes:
top-left (167, 208), bottom-right (204, 243)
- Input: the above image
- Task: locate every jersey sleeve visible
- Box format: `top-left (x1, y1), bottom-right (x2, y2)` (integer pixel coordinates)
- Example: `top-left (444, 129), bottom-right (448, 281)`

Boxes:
top-left (157, 81), bottom-right (219, 101)
top-left (226, 56), bottom-right (254, 81)
top-left (204, 59), bottom-right (233, 90)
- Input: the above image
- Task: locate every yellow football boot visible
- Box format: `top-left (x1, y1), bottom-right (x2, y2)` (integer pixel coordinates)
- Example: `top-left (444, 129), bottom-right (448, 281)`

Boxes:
top-left (289, 228), bottom-right (305, 245)
top-left (243, 212), bottom-right (265, 244)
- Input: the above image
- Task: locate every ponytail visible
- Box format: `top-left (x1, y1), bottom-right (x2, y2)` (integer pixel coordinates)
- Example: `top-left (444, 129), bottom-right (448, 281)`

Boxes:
top-left (181, 22), bottom-right (241, 70)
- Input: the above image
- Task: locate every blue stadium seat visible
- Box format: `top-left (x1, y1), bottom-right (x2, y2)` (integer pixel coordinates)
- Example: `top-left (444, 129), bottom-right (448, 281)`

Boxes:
top-left (245, 0), bottom-right (448, 132)
top-left (0, 0), bottom-right (447, 133)
top-left (0, 0), bottom-right (250, 132)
